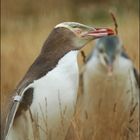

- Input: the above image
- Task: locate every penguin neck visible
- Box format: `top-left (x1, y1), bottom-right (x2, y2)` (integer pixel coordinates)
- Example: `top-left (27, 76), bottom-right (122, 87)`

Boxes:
top-left (55, 50), bottom-right (79, 70)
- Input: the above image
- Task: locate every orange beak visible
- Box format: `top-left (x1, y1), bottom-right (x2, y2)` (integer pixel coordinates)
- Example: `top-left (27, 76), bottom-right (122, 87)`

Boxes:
top-left (86, 28), bottom-right (114, 38)
top-left (107, 65), bottom-right (113, 76)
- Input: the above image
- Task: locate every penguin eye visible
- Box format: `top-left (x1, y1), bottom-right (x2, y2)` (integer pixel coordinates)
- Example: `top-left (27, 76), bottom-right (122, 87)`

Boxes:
top-left (116, 48), bottom-right (121, 54)
top-left (75, 28), bottom-right (82, 34)
top-left (99, 48), bottom-right (104, 53)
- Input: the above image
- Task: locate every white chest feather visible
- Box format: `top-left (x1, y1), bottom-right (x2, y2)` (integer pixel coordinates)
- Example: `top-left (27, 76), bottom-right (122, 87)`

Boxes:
top-left (32, 51), bottom-right (79, 111)
top-left (29, 51), bottom-right (79, 138)
top-left (8, 51), bottom-right (79, 140)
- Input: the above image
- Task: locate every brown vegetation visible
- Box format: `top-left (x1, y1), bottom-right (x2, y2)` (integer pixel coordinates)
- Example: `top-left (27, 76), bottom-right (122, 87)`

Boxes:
top-left (1, 0), bottom-right (139, 139)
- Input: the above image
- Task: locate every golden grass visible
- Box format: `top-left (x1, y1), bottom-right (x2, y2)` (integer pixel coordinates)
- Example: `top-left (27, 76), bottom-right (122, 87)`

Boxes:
top-left (66, 71), bottom-right (139, 140)
top-left (1, 12), bottom-right (139, 139)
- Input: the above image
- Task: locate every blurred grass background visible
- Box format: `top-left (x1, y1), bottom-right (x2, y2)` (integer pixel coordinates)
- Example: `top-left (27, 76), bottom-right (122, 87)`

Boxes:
top-left (1, 0), bottom-right (139, 135)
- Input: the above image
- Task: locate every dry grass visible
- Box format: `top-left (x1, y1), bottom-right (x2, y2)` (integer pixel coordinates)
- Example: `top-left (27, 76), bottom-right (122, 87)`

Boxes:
top-left (65, 71), bottom-right (139, 140)
top-left (1, 9), bottom-right (139, 140)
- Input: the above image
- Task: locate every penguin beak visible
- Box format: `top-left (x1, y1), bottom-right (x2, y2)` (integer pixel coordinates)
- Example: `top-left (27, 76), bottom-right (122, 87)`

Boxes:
top-left (86, 28), bottom-right (114, 38)
top-left (107, 64), bottom-right (113, 76)
top-left (105, 56), bottom-right (114, 76)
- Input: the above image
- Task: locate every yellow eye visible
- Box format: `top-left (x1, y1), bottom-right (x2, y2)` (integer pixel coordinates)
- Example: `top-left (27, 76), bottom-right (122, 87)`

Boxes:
top-left (75, 29), bottom-right (82, 34)
top-left (99, 48), bottom-right (104, 53)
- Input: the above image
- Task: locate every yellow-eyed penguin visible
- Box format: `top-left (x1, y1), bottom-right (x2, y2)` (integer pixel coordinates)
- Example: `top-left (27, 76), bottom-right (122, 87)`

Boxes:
top-left (4, 22), bottom-right (114, 140)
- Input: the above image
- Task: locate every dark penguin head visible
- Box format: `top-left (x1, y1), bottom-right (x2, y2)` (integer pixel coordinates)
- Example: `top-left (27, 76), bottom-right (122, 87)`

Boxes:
top-left (95, 35), bottom-right (123, 75)
top-left (41, 22), bottom-right (114, 54)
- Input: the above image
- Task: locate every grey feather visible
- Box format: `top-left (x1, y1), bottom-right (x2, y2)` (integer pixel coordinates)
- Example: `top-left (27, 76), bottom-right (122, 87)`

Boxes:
top-left (121, 51), bottom-right (139, 88)
top-left (133, 68), bottom-right (140, 88)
